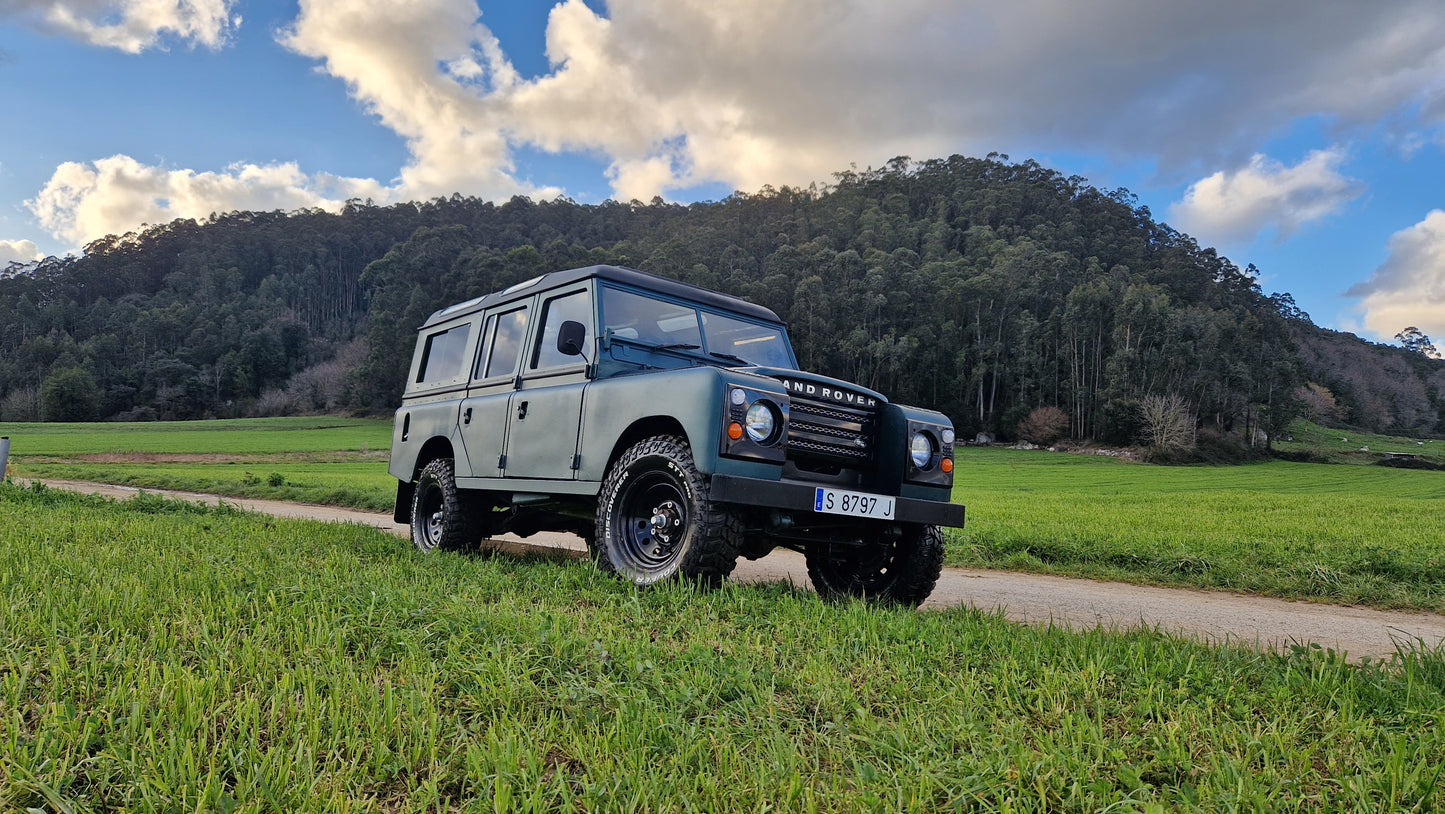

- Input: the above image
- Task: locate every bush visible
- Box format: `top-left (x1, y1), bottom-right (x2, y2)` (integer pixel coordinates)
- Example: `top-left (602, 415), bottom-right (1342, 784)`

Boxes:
top-left (1016, 406), bottom-right (1070, 445)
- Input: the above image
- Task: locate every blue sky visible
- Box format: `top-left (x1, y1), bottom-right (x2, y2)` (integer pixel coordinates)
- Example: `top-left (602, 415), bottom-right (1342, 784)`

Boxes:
top-left (2, 1), bottom-right (1444, 346)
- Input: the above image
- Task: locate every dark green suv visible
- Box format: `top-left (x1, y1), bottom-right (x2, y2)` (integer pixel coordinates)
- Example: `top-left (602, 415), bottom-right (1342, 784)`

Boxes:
top-left (388, 265), bottom-right (964, 605)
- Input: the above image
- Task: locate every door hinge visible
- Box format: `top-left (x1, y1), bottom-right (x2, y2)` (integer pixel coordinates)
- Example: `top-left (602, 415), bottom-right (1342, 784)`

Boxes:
top-left (570, 454), bottom-right (582, 470)
top-left (497, 454), bottom-right (507, 470)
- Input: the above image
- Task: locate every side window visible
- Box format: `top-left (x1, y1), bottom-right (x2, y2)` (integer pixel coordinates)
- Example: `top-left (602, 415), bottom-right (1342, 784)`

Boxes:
top-left (472, 314), bottom-right (497, 379)
top-left (483, 307), bottom-right (528, 379)
top-left (531, 290), bottom-right (592, 370)
top-left (415, 323), bottom-right (473, 385)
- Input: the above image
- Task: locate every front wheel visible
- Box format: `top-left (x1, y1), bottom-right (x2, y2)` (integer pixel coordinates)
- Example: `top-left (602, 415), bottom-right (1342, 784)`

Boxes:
top-left (805, 524), bottom-right (945, 607)
top-left (594, 435), bottom-right (740, 586)
top-left (409, 458), bottom-right (485, 553)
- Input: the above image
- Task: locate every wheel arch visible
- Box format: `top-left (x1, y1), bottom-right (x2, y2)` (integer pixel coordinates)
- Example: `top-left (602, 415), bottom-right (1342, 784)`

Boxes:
top-left (411, 436), bottom-right (457, 480)
top-left (602, 416), bottom-right (689, 478)
top-left (393, 436), bottom-right (457, 524)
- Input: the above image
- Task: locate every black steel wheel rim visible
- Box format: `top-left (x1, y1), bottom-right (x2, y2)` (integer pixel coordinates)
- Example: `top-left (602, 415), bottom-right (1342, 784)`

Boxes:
top-left (613, 468), bottom-right (690, 573)
top-left (415, 481), bottom-right (444, 550)
top-left (824, 542), bottom-right (897, 594)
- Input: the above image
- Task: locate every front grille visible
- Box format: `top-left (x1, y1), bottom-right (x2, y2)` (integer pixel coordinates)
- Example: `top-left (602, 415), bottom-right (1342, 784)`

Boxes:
top-left (786, 398), bottom-right (876, 467)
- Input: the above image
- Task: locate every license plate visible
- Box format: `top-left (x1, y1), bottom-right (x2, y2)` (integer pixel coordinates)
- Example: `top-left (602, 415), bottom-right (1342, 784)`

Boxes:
top-left (813, 487), bottom-right (895, 519)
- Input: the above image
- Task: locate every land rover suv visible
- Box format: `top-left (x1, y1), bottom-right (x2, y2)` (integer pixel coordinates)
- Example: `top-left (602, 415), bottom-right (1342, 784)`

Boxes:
top-left (388, 265), bottom-right (965, 606)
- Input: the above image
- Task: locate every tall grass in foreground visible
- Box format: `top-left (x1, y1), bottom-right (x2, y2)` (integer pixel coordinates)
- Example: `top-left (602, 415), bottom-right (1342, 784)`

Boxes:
top-left (3, 483), bottom-right (1444, 812)
top-left (954, 449), bottom-right (1445, 611)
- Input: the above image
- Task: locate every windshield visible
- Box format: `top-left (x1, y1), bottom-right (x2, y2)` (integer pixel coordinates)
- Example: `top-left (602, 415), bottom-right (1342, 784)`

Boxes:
top-left (601, 286), bottom-right (795, 368)
top-left (700, 311), bottom-right (794, 367)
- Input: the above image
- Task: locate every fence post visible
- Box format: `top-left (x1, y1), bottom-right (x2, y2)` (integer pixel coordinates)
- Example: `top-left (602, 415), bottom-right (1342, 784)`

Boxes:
top-left (0, 436), bottom-right (9, 481)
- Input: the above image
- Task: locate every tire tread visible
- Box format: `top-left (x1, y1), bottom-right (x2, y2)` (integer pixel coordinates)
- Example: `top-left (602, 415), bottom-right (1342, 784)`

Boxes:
top-left (594, 435), bottom-right (740, 584)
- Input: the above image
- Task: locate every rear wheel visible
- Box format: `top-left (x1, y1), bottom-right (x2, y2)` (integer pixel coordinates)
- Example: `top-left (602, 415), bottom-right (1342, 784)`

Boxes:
top-left (805, 524), bottom-right (945, 607)
top-left (409, 458), bottom-right (486, 553)
top-left (594, 435), bottom-right (740, 585)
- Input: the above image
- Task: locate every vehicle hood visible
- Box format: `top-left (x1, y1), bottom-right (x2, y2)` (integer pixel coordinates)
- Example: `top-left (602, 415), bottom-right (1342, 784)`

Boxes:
top-left (746, 366), bottom-right (888, 410)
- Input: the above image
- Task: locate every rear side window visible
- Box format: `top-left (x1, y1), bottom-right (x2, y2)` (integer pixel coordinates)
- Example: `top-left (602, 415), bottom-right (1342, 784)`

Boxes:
top-left (416, 323), bottom-right (473, 385)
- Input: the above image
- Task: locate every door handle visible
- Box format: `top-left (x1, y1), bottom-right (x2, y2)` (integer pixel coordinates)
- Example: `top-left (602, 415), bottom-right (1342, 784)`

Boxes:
top-left (462, 407), bottom-right (472, 425)
top-left (517, 400), bottom-right (529, 420)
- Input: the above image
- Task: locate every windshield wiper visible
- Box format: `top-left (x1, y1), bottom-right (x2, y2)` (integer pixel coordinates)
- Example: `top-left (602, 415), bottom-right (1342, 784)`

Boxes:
top-left (651, 343), bottom-right (700, 351)
top-left (708, 352), bottom-right (751, 365)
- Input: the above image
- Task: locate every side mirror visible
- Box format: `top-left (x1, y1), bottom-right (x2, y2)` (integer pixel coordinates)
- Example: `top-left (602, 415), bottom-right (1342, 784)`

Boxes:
top-left (557, 320), bottom-right (587, 357)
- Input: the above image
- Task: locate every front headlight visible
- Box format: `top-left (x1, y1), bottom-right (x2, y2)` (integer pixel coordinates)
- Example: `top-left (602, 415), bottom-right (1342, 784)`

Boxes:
top-left (745, 400), bottom-right (778, 443)
top-left (909, 431), bottom-right (935, 469)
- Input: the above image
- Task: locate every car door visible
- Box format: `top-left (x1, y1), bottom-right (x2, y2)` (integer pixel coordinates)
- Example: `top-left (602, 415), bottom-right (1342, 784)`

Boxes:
top-left (457, 304), bottom-right (529, 478)
top-left (501, 286), bottom-right (593, 481)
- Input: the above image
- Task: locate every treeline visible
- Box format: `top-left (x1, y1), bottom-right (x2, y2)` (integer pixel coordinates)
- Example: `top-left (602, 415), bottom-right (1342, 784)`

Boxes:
top-left (3, 154), bottom-right (1442, 441)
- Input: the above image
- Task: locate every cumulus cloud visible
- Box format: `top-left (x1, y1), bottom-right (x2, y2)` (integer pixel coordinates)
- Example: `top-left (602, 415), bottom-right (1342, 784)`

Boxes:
top-left (1347, 211), bottom-right (1445, 339)
top-left (277, 0), bottom-right (542, 203)
top-left (21, 0), bottom-right (1445, 245)
top-left (1167, 149), bottom-right (1365, 246)
top-left (1, 0), bottom-right (240, 52)
top-left (266, 0), bottom-right (1445, 205)
top-left (0, 239), bottom-right (43, 265)
top-left (26, 155), bottom-right (387, 246)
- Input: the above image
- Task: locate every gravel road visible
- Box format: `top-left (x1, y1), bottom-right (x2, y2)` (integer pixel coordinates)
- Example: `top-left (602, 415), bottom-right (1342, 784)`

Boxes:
top-left (39, 479), bottom-right (1445, 661)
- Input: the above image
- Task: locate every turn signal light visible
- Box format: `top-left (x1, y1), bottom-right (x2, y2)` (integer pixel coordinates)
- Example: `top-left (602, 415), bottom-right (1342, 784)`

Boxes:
top-left (941, 458), bottom-right (954, 474)
top-left (727, 422), bottom-right (744, 440)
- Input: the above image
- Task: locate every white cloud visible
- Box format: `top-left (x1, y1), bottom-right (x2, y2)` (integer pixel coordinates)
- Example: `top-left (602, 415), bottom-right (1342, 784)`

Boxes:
top-left (277, 0), bottom-right (542, 203)
top-left (20, 0), bottom-right (1445, 246)
top-left (0, 239), bottom-right (43, 265)
top-left (1348, 211), bottom-right (1445, 340)
top-left (26, 155), bottom-right (387, 246)
top-left (1167, 149), bottom-right (1365, 246)
top-left (270, 0), bottom-right (1445, 205)
top-left (1, 0), bottom-right (240, 52)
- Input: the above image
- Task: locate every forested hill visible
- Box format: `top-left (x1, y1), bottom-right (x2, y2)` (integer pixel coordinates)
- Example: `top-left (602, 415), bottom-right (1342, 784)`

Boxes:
top-left (2, 155), bottom-right (1441, 442)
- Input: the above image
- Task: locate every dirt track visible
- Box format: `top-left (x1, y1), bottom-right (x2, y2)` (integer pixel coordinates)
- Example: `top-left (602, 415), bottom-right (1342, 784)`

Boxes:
top-left (38, 479), bottom-right (1445, 662)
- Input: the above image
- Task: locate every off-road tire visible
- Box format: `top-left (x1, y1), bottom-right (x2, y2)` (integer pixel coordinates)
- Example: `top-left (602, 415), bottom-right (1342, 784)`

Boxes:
top-left (804, 523), bottom-right (945, 607)
top-left (594, 435), bottom-right (741, 586)
top-left (409, 458), bottom-right (486, 553)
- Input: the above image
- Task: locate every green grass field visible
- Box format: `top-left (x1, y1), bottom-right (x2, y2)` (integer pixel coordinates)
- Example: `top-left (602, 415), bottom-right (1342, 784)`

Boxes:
top-left (3, 417), bottom-right (396, 510)
top-left (2, 483), bottom-right (1443, 812)
top-left (1274, 420), bottom-right (1445, 464)
top-left (0, 417), bottom-right (392, 457)
top-left (6, 417), bottom-right (1445, 611)
top-left (952, 448), bottom-right (1445, 611)
top-left (17, 461), bottom-right (397, 511)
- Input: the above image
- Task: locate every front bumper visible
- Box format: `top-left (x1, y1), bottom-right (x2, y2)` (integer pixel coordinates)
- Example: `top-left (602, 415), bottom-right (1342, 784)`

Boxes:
top-left (710, 474), bottom-right (966, 528)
